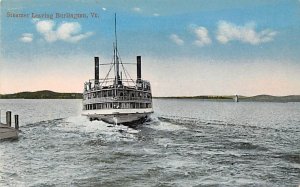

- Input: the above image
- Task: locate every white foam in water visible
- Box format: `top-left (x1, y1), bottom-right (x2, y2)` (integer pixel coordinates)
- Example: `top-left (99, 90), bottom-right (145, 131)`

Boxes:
top-left (149, 121), bottom-right (187, 132)
top-left (62, 116), bottom-right (139, 141)
top-left (114, 125), bottom-right (140, 134)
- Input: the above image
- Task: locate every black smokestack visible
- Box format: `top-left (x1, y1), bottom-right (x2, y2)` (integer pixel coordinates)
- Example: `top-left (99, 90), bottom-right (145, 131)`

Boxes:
top-left (137, 56), bottom-right (141, 81)
top-left (95, 57), bottom-right (99, 84)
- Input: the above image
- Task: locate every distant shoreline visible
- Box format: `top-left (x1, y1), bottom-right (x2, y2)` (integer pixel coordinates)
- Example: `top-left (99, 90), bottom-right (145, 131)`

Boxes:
top-left (1, 90), bottom-right (300, 102)
top-left (0, 90), bottom-right (82, 99)
top-left (154, 95), bottom-right (300, 102)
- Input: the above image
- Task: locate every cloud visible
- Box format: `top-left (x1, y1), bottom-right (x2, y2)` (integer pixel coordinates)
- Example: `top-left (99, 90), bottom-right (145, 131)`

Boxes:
top-left (216, 21), bottom-right (277, 45)
top-left (192, 26), bottom-right (211, 46)
top-left (35, 20), bottom-right (93, 43)
top-left (19, 33), bottom-right (33, 43)
top-left (36, 20), bottom-right (57, 42)
top-left (132, 7), bottom-right (142, 12)
top-left (169, 34), bottom-right (184, 45)
top-left (153, 13), bottom-right (160, 17)
top-left (102, 7), bottom-right (106, 11)
top-left (56, 22), bottom-right (93, 43)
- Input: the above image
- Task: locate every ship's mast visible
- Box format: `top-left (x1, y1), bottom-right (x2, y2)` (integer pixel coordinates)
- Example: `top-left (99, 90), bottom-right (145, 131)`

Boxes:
top-left (114, 13), bottom-right (121, 85)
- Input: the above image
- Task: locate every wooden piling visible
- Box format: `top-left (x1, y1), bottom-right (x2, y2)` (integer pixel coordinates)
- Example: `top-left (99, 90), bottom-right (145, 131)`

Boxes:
top-left (0, 111), bottom-right (19, 140)
top-left (6, 111), bottom-right (12, 127)
top-left (14, 115), bottom-right (19, 130)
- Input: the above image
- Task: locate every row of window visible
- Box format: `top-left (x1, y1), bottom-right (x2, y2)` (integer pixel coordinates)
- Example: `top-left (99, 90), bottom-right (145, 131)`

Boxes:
top-left (84, 90), bottom-right (152, 100)
top-left (84, 102), bottom-right (152, 110)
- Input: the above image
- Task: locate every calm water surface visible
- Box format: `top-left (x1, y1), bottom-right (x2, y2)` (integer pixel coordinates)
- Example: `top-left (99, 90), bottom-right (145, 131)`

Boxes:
top-left (0, 99), bottom-right (299, 186)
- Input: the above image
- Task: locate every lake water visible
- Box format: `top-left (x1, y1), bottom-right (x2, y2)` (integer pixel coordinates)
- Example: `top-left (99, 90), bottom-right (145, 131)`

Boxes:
top-left (0, 99), bottom-right (299, 186)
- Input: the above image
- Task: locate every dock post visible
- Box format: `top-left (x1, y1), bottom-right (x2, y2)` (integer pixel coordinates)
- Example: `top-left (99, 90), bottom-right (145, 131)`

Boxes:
top-left (6, 111), bottom-right (12, 127)
top-left (14, 115), bottom-right (19, 130)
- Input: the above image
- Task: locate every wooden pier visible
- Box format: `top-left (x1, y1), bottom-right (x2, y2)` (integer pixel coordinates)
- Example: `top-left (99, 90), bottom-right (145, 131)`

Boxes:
top-left (0, 111), bottom-right (19, 140)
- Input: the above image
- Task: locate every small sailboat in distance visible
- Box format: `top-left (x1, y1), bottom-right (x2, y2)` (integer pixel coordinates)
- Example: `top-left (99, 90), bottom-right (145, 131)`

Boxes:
top-left (82, 14), bottom-right (154, 126)
top-left (234, 94), bottom-right (239, 102)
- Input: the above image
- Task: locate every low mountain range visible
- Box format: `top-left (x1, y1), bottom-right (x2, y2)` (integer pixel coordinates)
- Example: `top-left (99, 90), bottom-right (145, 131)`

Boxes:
top-left (0, 90), bottom-right (299, 102)
top-left (0, 90), bottom-right (82, 99)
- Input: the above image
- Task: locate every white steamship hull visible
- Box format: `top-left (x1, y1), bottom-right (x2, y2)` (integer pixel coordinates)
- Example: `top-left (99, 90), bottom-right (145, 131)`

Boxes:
top-left (82, 108), bottom-right (153, 125)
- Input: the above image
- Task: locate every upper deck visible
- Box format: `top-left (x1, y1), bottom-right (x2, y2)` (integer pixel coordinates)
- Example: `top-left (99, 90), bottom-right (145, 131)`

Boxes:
top-left (82, 78), bottom-right (152, 111)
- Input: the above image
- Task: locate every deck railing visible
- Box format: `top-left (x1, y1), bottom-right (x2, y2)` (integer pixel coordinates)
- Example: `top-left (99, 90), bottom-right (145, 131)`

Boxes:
top-left (84, 79), bottom-right (151, 92)
top-left (83, 97), bottom-right (152, 104)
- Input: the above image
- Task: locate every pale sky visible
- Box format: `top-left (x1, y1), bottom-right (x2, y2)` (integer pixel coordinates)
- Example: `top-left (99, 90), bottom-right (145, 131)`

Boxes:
top-left (1, 0), bottom-right (300, 96)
